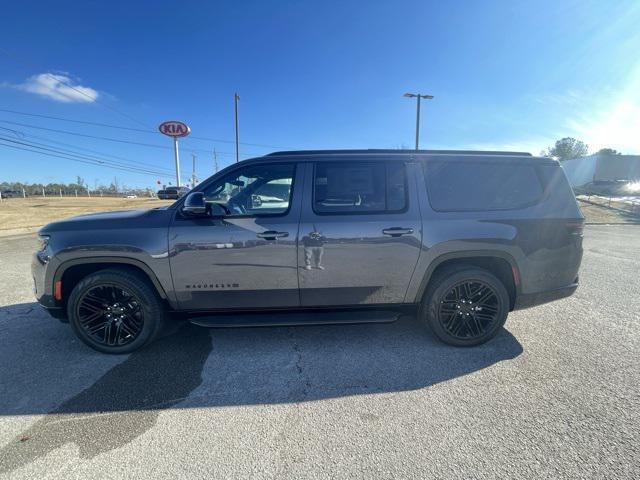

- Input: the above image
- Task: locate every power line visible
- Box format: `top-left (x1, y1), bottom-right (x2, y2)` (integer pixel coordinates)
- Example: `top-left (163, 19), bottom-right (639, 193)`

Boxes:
top-left (0, 136), bottom-right (173, 177)
top-left (0, 142), bottom-right (168, 179)
top-left (0, 138), bottom-right (169, 177)
top-left (0, 108), bottom-right (281, 149)
top-left (0, 119), bottom-right (234, 156)
top-left (18, 130), bottom-right (176, 174)
top-left (0, 47), bottom-right (151, 129)
top-left (0, 135), bottom-right (173, 176)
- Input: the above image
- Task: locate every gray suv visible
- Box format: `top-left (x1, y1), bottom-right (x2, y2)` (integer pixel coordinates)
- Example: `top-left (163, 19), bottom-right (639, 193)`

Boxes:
top-left (32, 150), bottom-right (584, 353)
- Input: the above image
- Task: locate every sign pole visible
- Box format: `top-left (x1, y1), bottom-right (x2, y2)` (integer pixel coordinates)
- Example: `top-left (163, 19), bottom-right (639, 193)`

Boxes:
top-left (173, 136), bottom-right (181, 187)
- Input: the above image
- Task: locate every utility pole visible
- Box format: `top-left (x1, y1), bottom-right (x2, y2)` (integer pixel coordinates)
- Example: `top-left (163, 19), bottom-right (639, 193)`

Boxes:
top-left (404, 92), bottom-right (434, 150)
top-left (213, 148), bottom-right (219, 173)
top-left (191, 152), bottom-right (197, 187)
top-left (234, 93), bottom-right (240, 163)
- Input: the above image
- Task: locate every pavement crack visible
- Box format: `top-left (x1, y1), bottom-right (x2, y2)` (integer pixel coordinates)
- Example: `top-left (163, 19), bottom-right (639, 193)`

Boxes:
top-left (287, 328), bottom-right (311, 399)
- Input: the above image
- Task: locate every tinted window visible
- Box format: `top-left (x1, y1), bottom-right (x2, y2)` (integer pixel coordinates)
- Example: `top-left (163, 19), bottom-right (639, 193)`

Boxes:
top-left (313, 162), bottom-right (406, 214)
top-left (425, 161), bottom-right (543, 211)
top-left (202, 163), bottom-right (295, 217)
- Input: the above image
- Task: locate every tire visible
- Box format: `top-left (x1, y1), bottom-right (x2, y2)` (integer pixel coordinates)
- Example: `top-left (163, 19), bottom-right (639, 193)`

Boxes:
top-left (67, 268), bottom-right (166, 354)
top-left (421, 265), bottom-right (510, 347)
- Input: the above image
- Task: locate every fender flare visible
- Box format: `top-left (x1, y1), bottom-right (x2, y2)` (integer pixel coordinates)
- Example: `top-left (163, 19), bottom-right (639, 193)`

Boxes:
top-left (414, 249), bottom-right (520, 303)
top-left (53, 257), bottom-right (168, 299)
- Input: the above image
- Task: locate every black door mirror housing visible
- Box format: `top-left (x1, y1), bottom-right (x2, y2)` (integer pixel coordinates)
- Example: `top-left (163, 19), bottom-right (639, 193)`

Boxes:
top-left (182, 192), bottom-right (208, 216)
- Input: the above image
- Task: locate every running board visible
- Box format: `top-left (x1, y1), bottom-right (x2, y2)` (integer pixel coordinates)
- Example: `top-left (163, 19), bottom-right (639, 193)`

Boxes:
top-left (189, 310), bottom-right (400, 328)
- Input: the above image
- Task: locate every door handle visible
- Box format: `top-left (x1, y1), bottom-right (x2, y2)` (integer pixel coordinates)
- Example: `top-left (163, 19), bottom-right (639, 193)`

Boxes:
top-left (382, 227), bottom-right (414, 237)
top-left (257, 230), bottom-right (289, 240)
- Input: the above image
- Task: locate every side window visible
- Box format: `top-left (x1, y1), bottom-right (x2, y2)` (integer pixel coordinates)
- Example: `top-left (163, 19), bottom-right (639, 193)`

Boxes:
top-left (313, 162), bottom-right (407, 214)
top-left (202, 163), bottom-right (295, 217)
top-left (424, 161), bottom-right (543, 211)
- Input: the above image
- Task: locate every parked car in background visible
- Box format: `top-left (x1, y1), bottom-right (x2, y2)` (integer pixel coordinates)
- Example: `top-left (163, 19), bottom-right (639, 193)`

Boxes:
top-left (157, 186), bottom-right (189, 199)
top-left (32, 149), bottom-right (584, 354)
top-left (0, 190), bottom-right (22, 198)
top-left (124, 193), bottom-right (138, 199)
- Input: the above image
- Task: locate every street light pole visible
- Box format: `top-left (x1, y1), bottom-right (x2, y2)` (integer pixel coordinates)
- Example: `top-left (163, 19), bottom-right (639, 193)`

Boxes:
top-left (404, 92), bottom-right (434, 150)
top-left (234, 93), bottom-right (240, 163)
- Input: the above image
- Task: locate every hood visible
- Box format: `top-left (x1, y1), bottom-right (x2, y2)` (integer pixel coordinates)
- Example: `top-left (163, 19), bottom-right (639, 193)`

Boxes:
top-left (39, 207), bottom-right (173, 234)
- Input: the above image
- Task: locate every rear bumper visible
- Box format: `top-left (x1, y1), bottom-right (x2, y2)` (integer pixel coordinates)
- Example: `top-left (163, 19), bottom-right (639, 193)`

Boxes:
top-left (514, 282), bottom-right (578, 310)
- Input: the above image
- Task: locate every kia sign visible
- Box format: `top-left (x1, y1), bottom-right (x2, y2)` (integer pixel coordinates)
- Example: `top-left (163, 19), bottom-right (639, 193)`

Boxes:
top-left (159, 120), bottom-right (191, 187)
top-left (159, 120), bottom-right (191, 138)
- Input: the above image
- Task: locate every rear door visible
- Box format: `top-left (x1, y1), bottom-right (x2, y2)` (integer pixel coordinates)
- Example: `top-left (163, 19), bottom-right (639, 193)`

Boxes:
top-left (298, 159), bottom-right (422, 306)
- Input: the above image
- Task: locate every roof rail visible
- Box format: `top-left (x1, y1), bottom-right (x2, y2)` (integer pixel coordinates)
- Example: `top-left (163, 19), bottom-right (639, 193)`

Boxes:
top-left (265, 149), bottom-right (532, 157)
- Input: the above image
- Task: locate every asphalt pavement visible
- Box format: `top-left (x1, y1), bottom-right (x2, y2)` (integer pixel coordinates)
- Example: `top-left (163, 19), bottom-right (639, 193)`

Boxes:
top-left (0, 226), bottom-right (638, 479)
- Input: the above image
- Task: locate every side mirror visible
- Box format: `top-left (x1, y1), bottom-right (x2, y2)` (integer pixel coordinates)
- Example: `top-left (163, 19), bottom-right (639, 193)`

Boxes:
top-left (182, 192), bottom-right (207, 216)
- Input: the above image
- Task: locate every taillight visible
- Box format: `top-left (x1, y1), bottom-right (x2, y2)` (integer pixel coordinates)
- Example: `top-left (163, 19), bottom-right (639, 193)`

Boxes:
top-left (565, 221), bottom-right (584, 236)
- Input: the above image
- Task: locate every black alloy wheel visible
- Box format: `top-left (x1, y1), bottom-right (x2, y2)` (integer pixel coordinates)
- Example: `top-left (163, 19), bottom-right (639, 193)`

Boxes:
top-left (75, 283), bottom-right (144, 347)
top-left (422, 266), bottom-right (510, 347)
top-left (437, 280), bottom-right (500, 340)
top-left (67, 269), bottom-right (165, 354)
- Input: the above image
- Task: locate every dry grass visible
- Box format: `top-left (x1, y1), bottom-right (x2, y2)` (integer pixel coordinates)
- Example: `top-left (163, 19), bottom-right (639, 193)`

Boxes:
top-left (0, 197), bottom-right (173, 232)
top-left (577, 199), bottom-right (640, 224)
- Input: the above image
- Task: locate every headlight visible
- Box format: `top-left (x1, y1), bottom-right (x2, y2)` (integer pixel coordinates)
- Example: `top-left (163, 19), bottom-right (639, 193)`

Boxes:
top-left (37, 234), bottom-right (50, 252)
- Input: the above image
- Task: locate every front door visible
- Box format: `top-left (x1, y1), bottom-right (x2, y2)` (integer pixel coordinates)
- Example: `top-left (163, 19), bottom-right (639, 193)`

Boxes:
top-left (169, 162), bottom-right (302, 310)
top-left (298, 160), bottom-right (422, 306)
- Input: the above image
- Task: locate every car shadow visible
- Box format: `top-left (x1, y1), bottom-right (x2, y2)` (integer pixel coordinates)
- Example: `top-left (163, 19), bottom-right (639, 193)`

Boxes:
top-left (0, 302), bottom-right (522, 473)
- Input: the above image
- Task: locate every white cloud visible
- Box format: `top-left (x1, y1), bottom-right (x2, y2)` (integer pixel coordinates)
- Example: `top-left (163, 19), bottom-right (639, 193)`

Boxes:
top-left (14, 73), bottom-right (99, 103)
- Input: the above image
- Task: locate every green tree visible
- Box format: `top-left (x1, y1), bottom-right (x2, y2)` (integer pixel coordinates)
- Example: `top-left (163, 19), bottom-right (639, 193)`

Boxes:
top-left (597, 148), bottom-right (621, 155)
top-left (543, 137), bottom-right (588, 161)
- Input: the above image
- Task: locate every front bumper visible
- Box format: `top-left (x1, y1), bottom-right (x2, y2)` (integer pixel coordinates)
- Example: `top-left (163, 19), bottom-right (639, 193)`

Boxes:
top-left (32, 251), bottom-right (57, 308)
top-left (513, 282), bottom-right (579, 310)
top-left (32, 251), bottom-right (69, 322)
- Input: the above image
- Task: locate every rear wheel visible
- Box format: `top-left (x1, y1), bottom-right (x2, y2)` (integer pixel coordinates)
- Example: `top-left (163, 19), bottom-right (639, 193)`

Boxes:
top-left (67, 269), bottom-right (166, 354)
top-left (421, 266), bottom-right (509, 347)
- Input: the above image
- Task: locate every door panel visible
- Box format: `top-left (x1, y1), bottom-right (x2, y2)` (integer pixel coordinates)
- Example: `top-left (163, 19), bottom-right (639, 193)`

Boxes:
top-left (169, 163), bottom-right (303, 310)
top-left (298, 161), bottom-right (422, 306)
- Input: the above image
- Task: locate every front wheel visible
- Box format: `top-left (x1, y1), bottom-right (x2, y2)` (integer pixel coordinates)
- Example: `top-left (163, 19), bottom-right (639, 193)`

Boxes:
top-left (67, 268), bottom-right (166, 354)
top-left (421, 266), bottom-right (510, 347)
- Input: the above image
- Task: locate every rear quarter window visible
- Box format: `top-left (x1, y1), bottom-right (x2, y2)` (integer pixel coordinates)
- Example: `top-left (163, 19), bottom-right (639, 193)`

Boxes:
top-left (424, 161), bottom-right (543, 211)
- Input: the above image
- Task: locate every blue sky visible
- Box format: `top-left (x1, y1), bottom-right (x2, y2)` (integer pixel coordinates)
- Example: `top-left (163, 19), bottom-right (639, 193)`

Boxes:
top-left (1, 0), bottom-right (639, 189)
